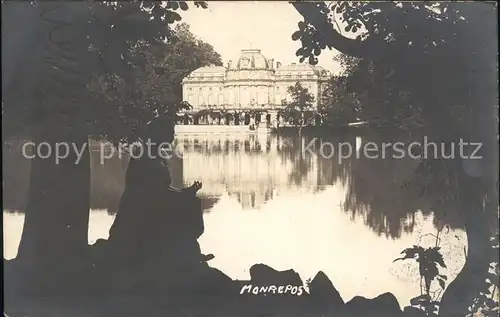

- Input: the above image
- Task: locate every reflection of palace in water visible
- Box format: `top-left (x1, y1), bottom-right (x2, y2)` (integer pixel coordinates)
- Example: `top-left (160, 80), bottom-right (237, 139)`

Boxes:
top-left (170, 134), bottom-right (325, 209)
top-left (1, 136), bottom-right (328, 212)
top-left (5, 134), bottom-right (458, 237)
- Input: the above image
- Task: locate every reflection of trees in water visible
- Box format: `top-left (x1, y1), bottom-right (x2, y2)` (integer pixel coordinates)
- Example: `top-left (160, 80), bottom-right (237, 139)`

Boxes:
top-left (313, 131), bottom-right (465, 238)
top-left (342, 146), bottom-right (427, 237)
top-left (89, 147), bottom-right (220, 214)
top-left (2, 140), bottom-right (130, 214)
top-left (3, 132), bottom-right (465, 239)
top-left (275, 131), bottom-right (355, 189)
top-left (2, 140), bottom-right (218, 214)
top-left (278, 135), bottom-right (315, 187)
top-left (89, 148), bottom-right (128, 215)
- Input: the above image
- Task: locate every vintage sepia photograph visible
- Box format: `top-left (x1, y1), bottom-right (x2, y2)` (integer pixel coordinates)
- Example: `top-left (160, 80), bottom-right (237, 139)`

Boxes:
top-left (2, 1), bottom-right (499, 317)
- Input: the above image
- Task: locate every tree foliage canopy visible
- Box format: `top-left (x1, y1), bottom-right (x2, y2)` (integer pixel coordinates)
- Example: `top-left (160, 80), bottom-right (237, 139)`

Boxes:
top-left (280, 82), bottom-right (315, 127)
top-left (290, 2), bottom-right (497, 316)
top-left (2, 1), bottom-right (218, 143)
top-left (87, 22), bottom-right (222, 144)
top-left (291, 2), bottom-right (496, 135)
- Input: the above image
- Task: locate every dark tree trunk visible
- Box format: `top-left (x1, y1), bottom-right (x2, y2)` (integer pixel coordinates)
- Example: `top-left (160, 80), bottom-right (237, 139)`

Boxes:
top-left (17, 131), bottom-right (91, 291)
top-left (15, 0), bottom-right (93, 276)
top-left (438, 178), bottom-right (495, 316)
top-left (439, 7), bottom-right (498, 312)
top-left (4, 0), bottom-right (94, 294)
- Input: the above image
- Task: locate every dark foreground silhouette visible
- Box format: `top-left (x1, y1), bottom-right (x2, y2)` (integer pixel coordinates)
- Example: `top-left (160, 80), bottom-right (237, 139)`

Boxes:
top-left (4, 119), bottom-right (428, 317)
top-left (5, 259), bottom-right (422, 317)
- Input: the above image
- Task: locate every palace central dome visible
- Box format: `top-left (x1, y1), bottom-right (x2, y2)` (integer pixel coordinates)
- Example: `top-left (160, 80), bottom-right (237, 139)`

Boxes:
top-left (232, 49), bottom-right (269, 70)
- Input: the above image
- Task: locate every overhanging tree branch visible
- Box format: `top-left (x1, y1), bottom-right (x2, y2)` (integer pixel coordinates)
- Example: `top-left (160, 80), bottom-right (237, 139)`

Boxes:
top-left (290, 1), bottom-right (367, 58)
top-left (291, 1), bottom-right (392, 61)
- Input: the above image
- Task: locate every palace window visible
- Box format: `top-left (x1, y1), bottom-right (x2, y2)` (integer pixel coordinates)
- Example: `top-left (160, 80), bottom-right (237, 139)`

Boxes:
top-left (240, 57), bottom-right (250, 68)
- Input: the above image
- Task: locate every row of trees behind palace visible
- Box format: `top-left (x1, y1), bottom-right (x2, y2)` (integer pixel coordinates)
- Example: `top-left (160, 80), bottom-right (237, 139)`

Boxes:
top-left (268, 53), bottom-right (434, 129)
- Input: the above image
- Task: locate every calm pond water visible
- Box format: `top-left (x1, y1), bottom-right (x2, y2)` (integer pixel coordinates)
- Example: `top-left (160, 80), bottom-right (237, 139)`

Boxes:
top-left (3, 132), bottom-right (467, 307)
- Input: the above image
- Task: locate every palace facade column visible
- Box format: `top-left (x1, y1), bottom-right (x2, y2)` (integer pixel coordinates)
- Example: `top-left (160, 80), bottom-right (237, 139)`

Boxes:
top-left (241, 111), bottom-right (246, 125)
top-left (249, 114), bottom-right (255, 126)
top-left (260, 112), bottom-right (267, 125)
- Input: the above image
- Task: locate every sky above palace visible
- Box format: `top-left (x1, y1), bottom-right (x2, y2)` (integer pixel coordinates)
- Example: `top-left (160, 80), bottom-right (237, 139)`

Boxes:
top-left (178, 1), bottom-right (342, 74)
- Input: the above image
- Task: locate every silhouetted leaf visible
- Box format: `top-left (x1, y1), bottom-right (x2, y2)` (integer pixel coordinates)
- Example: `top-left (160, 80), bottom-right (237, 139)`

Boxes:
top-left (170, 11), bottom-right (182, 22)
top-left (194, 1), bottom-right (208, 9)
top-left (291, 31), bottom-right (301, 41)
top-left (166, 1), bottom-right (179, 10)
top-left (428, 247), bottom-right (446, 268)
top-left (394, 245), bottom-right (425, 262)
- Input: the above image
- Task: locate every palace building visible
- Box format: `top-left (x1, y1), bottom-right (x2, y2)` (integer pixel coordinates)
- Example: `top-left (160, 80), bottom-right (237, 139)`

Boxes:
top-left (181, 48), bottom-right (330, 127)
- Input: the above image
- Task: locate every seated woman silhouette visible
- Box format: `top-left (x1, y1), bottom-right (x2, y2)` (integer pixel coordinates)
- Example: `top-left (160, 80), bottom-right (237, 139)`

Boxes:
top-left (108, 115), bottom-right (213, 282)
